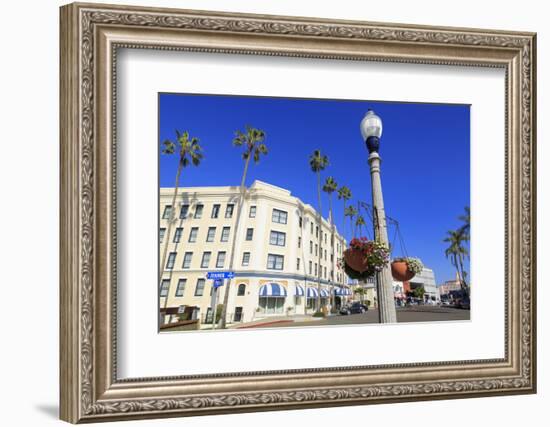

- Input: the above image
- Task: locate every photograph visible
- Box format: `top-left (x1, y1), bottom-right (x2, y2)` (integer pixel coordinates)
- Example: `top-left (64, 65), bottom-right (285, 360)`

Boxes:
top-left (157, 93), bottom-right (471, 332)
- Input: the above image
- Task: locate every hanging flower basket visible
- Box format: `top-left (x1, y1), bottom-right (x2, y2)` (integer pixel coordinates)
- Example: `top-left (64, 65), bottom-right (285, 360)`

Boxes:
top-left (391, 257), bottom-right (423, 282)
top-left (342, 238), bottom-right (390, 279)
top-left (344, 262), bottom-right (376, 280)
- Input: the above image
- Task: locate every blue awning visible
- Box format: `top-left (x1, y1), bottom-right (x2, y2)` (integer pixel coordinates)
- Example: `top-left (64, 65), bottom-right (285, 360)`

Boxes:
top-left (294, 285), bottom-right (305, 296)
top-left (259, 283), bottom-right (287, 297)
top-left (306, 287), bottom-right (319, 298)
top-left (319, 289), bottom-right (329, 297)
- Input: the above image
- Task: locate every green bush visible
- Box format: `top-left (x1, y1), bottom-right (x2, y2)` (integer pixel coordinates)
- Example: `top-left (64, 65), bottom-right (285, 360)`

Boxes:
top-left (313, 311), bottom-right (325, 318)
top-left (215, 304), bottom-right (224, 323)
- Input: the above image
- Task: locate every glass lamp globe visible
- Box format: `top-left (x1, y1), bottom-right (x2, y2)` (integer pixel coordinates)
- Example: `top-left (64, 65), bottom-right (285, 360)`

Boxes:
top-left (360, 109), bottom-right (383, 141)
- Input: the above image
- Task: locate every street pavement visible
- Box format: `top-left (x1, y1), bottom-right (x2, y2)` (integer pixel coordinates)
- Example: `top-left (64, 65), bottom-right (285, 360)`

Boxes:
top-left (237, 306), bottom-right (470, 329)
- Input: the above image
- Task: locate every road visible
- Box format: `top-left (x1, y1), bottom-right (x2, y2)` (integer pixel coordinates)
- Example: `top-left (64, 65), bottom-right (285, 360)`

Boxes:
top-left (245, 306), bottom-right (470, 329)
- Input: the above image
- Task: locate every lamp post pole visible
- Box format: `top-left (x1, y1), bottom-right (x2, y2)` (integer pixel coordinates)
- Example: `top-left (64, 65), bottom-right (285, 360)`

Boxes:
top-left (361, 110), bottom-right (397, 323)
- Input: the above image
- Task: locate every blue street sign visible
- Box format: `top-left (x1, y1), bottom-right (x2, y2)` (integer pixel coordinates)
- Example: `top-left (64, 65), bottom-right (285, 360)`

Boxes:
top-left (213, 279), bottom-right (224, 288)
top-left (207, 271), bottom-right (235, 279)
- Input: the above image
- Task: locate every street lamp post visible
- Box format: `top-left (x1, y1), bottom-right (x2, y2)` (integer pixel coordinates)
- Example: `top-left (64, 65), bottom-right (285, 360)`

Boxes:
top-left (360, 110), bottom-right (397, 323)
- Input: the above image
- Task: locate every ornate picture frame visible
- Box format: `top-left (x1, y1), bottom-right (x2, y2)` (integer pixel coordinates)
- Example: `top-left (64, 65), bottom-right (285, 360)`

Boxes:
top-left (60, 2), bottom-right (536, 423)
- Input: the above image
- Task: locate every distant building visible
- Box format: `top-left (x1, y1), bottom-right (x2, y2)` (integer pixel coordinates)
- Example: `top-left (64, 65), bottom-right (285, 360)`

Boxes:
top-left (438, 274), bottom-right (462, 298)
top-left (159, 180), bottom-right (348, 325)
top-left (407, 268), bottom-right (439, 302)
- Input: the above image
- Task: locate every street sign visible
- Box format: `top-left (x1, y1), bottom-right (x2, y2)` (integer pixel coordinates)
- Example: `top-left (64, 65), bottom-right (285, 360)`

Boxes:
top-left (207, 271), bottom-right (235, 279)
top-left (213, 279), bottom-right (224, 288)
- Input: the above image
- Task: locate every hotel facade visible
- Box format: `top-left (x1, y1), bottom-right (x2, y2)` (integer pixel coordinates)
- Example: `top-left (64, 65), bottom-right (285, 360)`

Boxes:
top-left (159, 180), bottom-right (349, 326)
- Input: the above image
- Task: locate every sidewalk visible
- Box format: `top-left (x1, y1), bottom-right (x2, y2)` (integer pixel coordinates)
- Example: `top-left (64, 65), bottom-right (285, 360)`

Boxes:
top-left (229, 314), bottom-right (324, 329)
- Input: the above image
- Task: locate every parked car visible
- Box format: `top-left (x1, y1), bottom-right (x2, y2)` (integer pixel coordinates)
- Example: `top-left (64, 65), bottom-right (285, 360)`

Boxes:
top-left (455, 298), bottom-right (470, 309)
top-left (339, 305), bottom-right (351, 315)
top-left (339, 302), bottom-right (368, 315)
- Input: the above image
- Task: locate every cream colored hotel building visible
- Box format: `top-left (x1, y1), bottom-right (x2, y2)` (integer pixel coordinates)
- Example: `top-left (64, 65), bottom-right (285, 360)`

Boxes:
top-left (159, 180), bottom-right (348, 325)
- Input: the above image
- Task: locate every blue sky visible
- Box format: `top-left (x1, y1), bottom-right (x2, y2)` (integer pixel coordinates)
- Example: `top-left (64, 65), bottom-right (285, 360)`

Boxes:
top-left (159, 93), bottom-right (470, 284)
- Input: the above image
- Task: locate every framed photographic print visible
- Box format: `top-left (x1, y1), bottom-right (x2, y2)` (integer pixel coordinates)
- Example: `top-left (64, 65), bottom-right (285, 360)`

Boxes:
top-left (60, 2), bottom-right (537, 423)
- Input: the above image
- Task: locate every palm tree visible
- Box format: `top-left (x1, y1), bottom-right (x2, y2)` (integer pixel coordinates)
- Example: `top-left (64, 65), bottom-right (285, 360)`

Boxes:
top-left (159, 130), bottom-right (203, 307)
top-left (337, 185), bottom-right (352, 238)
top-left (344, 205), bottom-right (358, 238)
top-left (355, 215), bottom-right (366, 236)
top-left (354, 286), bottom-right (366, 303)
top-left (309, 149), bottom-right (329, 312)
top-left (323, 176), bottom-right (338, 308)
top-left (458, 206), bottom-right (470, 242)
top-left (219, 125), bottom-right (267, 329)
top-left (443, 229), bottom-right (469, 292)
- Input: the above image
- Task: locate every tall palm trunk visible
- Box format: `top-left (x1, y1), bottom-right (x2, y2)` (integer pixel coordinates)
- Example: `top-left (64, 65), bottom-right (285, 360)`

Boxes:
top-left (316, 170), bottom-right (322, 312)
top-left (328, 192), bottom-right (336, 309)
top-left (451, 254), bottom-right (463, 292)
top-left (458, 253), bottom-right (468, 294)
top-left (160, 159), bottom-right (183, 310)
top-left (219, 154), bottom-right (252, 328)
top-left (342, 199), bottom-right (346, 240)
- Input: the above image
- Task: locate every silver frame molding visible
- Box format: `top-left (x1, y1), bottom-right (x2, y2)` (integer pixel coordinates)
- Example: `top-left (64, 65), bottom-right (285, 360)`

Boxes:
top-left (60, 2), bottom-right (537, 423)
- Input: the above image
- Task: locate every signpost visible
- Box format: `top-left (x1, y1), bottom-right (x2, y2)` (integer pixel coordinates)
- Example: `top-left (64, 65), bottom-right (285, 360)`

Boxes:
top-left (207, 271), bottom-right (235, 280)
top-left (207, 272), bottom-right (232, 330)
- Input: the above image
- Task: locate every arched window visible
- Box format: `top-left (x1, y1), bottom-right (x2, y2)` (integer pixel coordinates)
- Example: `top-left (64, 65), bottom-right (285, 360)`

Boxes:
top-left (237, 283), bottom-right (246, 296)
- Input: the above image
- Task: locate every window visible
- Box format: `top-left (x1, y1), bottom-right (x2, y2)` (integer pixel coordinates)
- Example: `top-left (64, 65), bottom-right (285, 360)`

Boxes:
top-left (245, 228), bottom-right (254, 241)
top-left (216, 251), bottom-right (226, 268)
top-left (162, 205), bottom-right (172, 219)
top-left (249, 206), bottom-right (256, 218)
top-left (188, 227), bottom-right (198, 242)
top-left (314, 263), bottom-right (317, 275)
top-left (310, 222), bottom-right (314, 234)
top-left (179, 204), bottom-right (189, 218)
top-left (225, 204), bottom-right (234, 218)
top-left (324, 266), bottom-right (327, 278)
top-left (325, 234), bottom-right (327, 244)
top-left (194, 204), bottom-right (203, 219)
top-left (299, 216), bottom-right (303, 227)
top-left (298, 236), bottom-right (301, 248)
top-left (182, 252), bottom-right (193, 269)
top-left (315, 244), bottom-right (318, 256)
top-left (166, 252), bottom-right (176, 269)
top-left (194, 279), bottom-right (205, 296)
top-left (173, 227), bottom-right (183, 243)
top-left (269, 230), bottom-right (286, 246)
top-left (259, 297), bottom-right (285, 314)
top-left (211, 204), bottom-right (220, 218)
top-left (201, 252), bottom-right (211, 268)
top-left (221, 227), bottom-right (230, 242)
top-left (316, 226), bottom-right (319, 238)
top-left (237, 283), bottom-right (246, 296)
top-left (267, 254), bottom-right (284, 270)
top-left (159, 228), bottom-right (166, 243)
top-left (272, 209), bottom-right (288, 224)
top-left (309, 261), bottom-right (312, 275)
top-left (175, 279), bottom-right (187, 297)
top-left (296, 258), bottom-right (301, 270)
top-left (234, 307), bottom-right (243, 322)
top-left (242, 252), bottom-right (250, 266)
top-left (206, 227), bottom-right (216, 242)
top-left (324, 249), bottom-right (327, 260)
top-left (160, 279), bottom-right (170, 297)
top-left (310, 241), bottom-right (313, 254)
